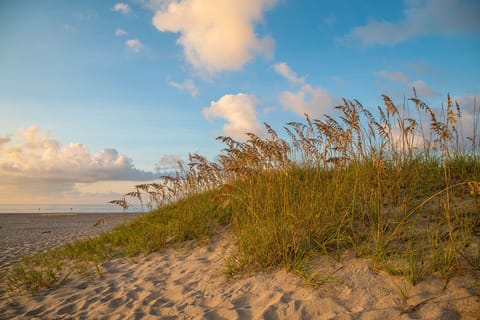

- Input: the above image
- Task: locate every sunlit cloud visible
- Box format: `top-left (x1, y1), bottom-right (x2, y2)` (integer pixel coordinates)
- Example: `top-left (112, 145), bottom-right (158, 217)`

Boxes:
top-left (113, 2), bottom-right (131, 14)
top-left (169, 79), bottom-right (199, 97)
top-left (0, 135), bottom-right (12, 148)
top-left (343, 0), bottom-right (480, 46)
top-left (376, 70), bottom-right (409, 83)
top-left (274, 62), bottom-right (335, 118)
top-left (273, 62), bottom-right (305, 85)
top-left (202, 93), bottom-right (264, 140)
top-left (74, 181), bottom-right (151, 197)
top-left (0, 126), bottom-right (156, 203)
top-left (115, 28), bottom-right (128, 36)
top-left (125, 38), bottom-right (143, 52)
top-left (151, 0), bottom-right (277, 75)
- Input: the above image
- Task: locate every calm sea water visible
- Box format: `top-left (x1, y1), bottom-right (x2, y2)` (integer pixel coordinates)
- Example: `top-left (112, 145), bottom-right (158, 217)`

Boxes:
top-left (0, 203), bottom-right (144, 214)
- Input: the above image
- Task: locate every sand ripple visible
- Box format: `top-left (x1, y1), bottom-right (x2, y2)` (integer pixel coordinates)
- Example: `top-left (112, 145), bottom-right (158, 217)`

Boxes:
top-left (1, 232), bottom-right (479, 319)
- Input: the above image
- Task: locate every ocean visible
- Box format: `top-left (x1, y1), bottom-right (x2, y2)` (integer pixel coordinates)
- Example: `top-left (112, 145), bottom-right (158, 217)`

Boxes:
top-left (0, 203), bottom-right (144, 214)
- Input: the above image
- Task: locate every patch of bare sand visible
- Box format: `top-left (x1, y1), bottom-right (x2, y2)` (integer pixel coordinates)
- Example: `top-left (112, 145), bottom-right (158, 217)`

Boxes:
top-left (1, 233), bottom-right (479, 319)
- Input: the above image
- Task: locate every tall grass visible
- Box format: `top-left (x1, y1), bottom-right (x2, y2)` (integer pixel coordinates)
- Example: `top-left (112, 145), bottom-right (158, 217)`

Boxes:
top-left (5, 93), bottom-right (479, 293)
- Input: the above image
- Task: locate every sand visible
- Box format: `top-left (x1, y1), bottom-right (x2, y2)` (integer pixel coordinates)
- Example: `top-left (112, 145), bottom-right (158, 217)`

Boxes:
top-left (0, 212), bottom-right (141, 270)
top-left (1, 227), bottom-right (479, 320)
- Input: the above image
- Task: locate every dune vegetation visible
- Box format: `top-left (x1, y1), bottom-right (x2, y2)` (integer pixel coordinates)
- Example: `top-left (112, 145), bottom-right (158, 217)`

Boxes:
top-left (4, 93), bottom-right (479, 294)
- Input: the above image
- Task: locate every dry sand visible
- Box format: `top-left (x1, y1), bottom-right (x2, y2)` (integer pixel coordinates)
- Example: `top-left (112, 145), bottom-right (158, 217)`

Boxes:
top-left (0, 212), bottom-right (141, 270)
top-left (1, 230), bottom-right (479, 320)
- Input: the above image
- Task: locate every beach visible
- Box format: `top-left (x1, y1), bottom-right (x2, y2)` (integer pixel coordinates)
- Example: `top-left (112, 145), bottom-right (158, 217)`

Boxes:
top-left (0, 216), bottom-right (478, 319)
top-left (0, 212), bottom-right (141, 271)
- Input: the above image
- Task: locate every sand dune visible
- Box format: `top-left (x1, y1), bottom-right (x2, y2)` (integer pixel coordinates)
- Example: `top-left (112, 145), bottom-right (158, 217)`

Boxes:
top-left (1, 232), bottom-right (479, 319)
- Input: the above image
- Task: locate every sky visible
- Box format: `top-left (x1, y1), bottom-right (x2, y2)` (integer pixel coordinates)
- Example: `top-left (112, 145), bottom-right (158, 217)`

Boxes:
top-left (0, 0), bottom-right (479, 206)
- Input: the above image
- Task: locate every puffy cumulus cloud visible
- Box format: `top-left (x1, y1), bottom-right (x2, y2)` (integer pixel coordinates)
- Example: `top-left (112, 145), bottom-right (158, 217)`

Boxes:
top-left (169, 79), bottom-right (199, 97)
top-left (343, 0), bottom-right (480, 46)
top-left (0, 126), bottom-right (156, 203)
top-left (152, 0), bottom-right (277, 75)
top-left (113, 2), bottom-right (131, 14)
top-left (376, 70), bottom-right (409, 83)
top-left (115, 28), bottom-right (128, 36)
top-left (125, 39), bottom-right (143, 52)
top-left (274, 62), bottom-right (335, 118)
top-left (202, 93), bottom-right (264, 140)
top-left (408, 80), bottom-right (439, 98)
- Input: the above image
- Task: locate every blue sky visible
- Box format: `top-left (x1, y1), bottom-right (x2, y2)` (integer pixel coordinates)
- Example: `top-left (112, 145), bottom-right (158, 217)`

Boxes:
top-left (0, 0), bottom-right (479, 205)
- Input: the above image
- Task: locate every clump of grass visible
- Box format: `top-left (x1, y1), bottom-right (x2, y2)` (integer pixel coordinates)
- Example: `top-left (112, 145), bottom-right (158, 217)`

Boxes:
top-left (5, 91), bottom-right (479, 294)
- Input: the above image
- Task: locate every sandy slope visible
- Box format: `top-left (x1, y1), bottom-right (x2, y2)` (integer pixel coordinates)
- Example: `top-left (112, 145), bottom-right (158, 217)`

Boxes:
top-left (1, 231), bottom-right (479, 319)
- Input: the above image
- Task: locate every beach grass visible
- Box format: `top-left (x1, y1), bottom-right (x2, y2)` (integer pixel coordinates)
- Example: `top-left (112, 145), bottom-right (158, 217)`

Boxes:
top-left (4, 93), bottom-right (479, 294)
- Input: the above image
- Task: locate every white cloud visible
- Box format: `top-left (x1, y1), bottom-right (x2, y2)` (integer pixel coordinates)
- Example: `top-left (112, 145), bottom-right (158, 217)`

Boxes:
top-left (376, 70), bottom-right (409, 83)
top-left (151, 0), bottom-right (277, 75)
top-left (125, 39), bottom-right (143, 52)
top-left (113, 2), bottom-right (131, 14)
top-left (273, 62), bottom-right (305, 85)
top-left (0, 126), bottom-right (156, 203)
top-left (202, 93), bottom-right (264, 140)
top-left (343, 0), bottom-right (480, 46)
top-left (169, 79), bottom-right (199, 97)
top-left (115, 28), bottom-right (128, 36)
top-left (274, 62), bottom-right (335, 118)
top-left (408, 80), bottom-right (439, 98)
top-left (279, 85), bottom-right (334, 118)
top-left (155, 154), bottom-right (182, 173)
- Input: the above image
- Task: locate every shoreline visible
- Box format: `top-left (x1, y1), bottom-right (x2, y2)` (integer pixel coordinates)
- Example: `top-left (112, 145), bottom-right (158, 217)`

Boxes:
top-left (0, 212), bottom-right (135, 215)
top-left (0, 211), bottom-right (139, 216)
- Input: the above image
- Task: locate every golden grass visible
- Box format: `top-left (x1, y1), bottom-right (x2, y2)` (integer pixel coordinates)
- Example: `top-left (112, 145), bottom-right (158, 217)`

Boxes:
top-left (4, 92), bottom-right (479, 294)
